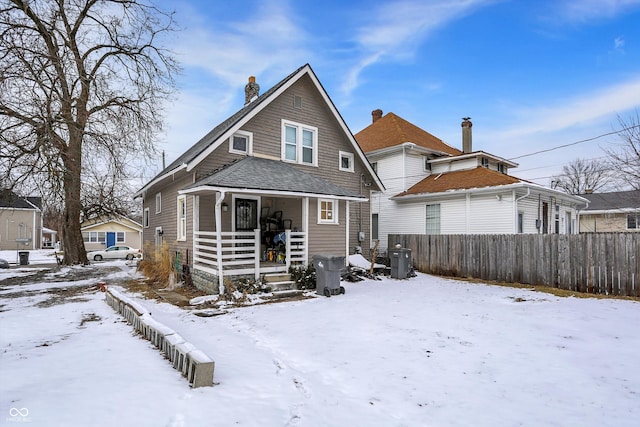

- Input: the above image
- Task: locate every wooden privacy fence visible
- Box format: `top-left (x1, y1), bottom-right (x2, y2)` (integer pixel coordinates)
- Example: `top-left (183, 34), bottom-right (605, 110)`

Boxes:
top-left (388, 233), bottom-right (640, 297)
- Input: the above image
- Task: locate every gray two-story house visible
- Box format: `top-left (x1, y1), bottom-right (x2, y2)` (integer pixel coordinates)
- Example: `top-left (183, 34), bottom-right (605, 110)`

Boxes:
top-left (135, 64), bottom-right (382, 294)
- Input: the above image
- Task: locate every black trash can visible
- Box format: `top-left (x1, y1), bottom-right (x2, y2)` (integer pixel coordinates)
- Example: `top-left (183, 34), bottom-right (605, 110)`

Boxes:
top-left (389, 248), bottom-right (411, 279)
top-left (312, 254), bottom-right (346, 297)
top-left (18, 251), bottom-right (30, 266)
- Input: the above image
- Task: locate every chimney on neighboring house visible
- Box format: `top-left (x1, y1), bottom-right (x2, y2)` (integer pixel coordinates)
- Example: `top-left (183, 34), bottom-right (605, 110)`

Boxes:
top-left (372, 109), bottom-right (383, 123)
top-left (244, 76), bottom-right (260, 105)
top-left (461, 117), bottom-right (472, 153)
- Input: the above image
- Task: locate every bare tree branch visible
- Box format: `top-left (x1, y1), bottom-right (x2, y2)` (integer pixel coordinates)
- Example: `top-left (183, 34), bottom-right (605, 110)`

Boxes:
top-left (551, 158), bottom-right (615, 194)
top-left (0, 0), bottom-right (179, 264)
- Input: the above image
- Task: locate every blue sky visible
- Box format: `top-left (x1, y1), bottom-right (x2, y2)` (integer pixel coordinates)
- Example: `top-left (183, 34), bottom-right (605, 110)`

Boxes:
top-left (154, 0), bottom-right (640, 187)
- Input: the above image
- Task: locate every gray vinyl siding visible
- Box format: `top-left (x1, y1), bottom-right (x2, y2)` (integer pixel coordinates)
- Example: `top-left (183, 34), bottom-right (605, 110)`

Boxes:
top-left (142, 72), bottom-right (378, 264)
top-left (307, 198), bottom-right (347, 260)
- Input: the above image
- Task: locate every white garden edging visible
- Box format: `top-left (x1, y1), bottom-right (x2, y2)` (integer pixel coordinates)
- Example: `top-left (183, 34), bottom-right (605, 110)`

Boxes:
top-left (105, 288), bottom-right (215, 388)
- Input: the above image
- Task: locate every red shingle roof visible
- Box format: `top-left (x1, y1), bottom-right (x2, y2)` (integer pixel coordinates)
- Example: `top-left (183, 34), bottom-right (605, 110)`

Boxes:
top-left (355, 112), bottom-right (462, 156)
top-left (396, 167), bottom-right (524, 197)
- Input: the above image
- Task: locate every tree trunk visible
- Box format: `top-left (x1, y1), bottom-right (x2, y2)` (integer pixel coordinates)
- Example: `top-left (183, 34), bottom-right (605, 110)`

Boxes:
top-left (61, 136), bottom-right (88, 265)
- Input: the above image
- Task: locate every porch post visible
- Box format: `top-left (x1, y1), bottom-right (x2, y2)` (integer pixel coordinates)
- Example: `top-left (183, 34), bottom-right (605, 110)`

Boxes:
top-left (345, 200), bottom-right (350, 261)
top-left (285, 229), bottom-right (291, 270)
top-left (303, 197), bottom-right (309, 266)
top-left (215, 192), bottom-right (225, 294)
top-left (254, 228), bottom-right (261, 281)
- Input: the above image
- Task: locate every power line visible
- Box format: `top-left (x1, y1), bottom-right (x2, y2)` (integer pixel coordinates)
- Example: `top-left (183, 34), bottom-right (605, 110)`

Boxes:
top-left (507, 124), bottom-right (640, 161)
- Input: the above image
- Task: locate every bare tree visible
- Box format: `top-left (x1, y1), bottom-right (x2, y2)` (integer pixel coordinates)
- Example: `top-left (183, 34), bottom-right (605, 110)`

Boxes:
top-left (606, 110), bottom-right (640, 190)
top-left (0, 0), bottom-right (178, 264)
top-left (551, 158), bottom-right (614, 195)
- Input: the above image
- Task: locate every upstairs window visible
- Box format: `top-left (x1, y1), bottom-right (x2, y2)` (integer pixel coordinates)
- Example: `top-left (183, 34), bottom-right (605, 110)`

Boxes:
top-left (143, 208), bottom-right (149, 228)
top-left (339, 151), bottom-right (354, 172)
top-left (498, 163), bottom-right (506, 174)
top-left (155, 192), bottom-right (162, 214)
top-left (282, 120), bottom-right (317, 166)
top-left (424, 156), bottom-right (432, 172)
top-left (229, 130), bottom-right (252, 155)
top-left (481, 157), bottom-right (489, 168)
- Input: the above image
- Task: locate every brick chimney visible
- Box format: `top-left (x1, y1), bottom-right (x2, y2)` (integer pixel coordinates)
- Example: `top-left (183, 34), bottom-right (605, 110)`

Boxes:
top-left (244, 76), bottom-right (260, 105)
top-left (372, 109), bottom-right (383, 123)
top-left (461, 117), bottom-right (472, 153)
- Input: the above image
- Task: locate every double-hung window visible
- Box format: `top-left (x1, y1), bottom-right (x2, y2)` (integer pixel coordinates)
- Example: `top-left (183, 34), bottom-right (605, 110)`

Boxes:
top-left (426, 204), bottom-right (441, 235)
top-left (282, 120), bottom-right (317, 166)
top-left (177, 195), bottom-right (187, 241)
top-left (155, 192), bottom-right (162, 214)
top-left (628, 213), bottom-right (639, 230)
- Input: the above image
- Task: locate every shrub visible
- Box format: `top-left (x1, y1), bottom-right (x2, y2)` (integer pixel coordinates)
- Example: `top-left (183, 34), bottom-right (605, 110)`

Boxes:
top-left (289, 263), bottom-right (316, 290)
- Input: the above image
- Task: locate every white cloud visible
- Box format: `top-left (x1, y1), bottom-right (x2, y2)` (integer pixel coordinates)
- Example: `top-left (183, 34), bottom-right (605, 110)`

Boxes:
top-left (614, 36), bottom-right (625, 52)
top-left (555, 0), bottom-right (640, 23)
top-left (341, 0), bottom-right (497, 97)
top-left (489, 77), bottom-right (640, 140)
top-left (172, 1), bottom-right (311, 92)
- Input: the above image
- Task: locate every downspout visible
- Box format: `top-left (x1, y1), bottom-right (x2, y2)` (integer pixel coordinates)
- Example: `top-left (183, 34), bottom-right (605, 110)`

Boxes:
top-left (215, 191), bottom-right (226, 294)
top-left (514, 188), bottom-right (531, 233)
top-left (576, 200), bottom-right (589, 234)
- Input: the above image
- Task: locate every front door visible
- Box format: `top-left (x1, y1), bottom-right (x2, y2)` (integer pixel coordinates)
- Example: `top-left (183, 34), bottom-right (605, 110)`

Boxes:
top-left (106, 232), bottom-right (116, 247)
top-left (235, 198), bottom-right (258, 231)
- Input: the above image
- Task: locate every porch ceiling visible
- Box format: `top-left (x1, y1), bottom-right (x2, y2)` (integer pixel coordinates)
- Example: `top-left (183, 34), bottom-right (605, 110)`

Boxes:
top-left (183, 156), bottom-right (365, 199)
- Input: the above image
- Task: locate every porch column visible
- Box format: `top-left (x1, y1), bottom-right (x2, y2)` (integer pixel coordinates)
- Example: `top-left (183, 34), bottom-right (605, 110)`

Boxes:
top-left (215, 192), bottom-right (225, 294)
top-left (303, 197), bottom-right (309, 265)
top-left (285, 229), bottom-right (291, 270)
top-left (345, 200), bottom-right (350, 260)
top-left (254, 228), bottom-right (261, 281)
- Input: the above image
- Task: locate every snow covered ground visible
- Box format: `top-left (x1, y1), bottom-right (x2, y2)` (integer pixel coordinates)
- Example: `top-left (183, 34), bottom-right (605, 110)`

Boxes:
top-left (1, 259), bottom-right (639, 427)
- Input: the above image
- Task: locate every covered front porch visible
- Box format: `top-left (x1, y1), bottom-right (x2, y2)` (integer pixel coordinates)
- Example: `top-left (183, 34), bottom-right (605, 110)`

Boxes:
top-left (180, 156), bottom-right (367, 294)
top-left (188, 190), bottom-right (310, 294)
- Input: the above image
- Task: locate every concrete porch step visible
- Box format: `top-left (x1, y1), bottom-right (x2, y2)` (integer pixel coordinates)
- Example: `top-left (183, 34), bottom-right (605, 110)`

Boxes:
top-left (263, 273), bottom-right (297, 291)
top-left (263, 273), bottom-right (292, 283)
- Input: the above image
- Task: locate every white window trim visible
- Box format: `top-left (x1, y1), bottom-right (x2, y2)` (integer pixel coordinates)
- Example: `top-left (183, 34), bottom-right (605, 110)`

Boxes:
top-left (229, 130), bottom-right (253, 155)
top-left (424, 157), bottom-right (432, 172)
top-left (116, 231), bottom-right (126, 243)
top-left (317, 199), bottom-right (338, 224)
top-left (155, 192), bottom-right (162, 214)
top-left (143, 208), bottom-right (150, 228)
top-left (177, 195), bottom-right (187, 241)
top-left (339, 151), bottom-right (354, 172)
top-left (281, 119), bottom-right (318, 166)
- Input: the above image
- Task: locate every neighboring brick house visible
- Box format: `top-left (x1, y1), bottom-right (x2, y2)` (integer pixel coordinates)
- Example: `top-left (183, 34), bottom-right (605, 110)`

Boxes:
top-left (355, 111), bottom-right (588, 252)
top-left (135, 64), bottom-right (382, 294)
top-left (579, 190), bottom-right (640, 232)
top-left (0, 189), bottom-right (42, 250)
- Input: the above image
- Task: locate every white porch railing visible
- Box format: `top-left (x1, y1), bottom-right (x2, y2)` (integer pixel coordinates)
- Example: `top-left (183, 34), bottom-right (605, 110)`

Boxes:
top-left (193, 229), bottom-right (307, 282)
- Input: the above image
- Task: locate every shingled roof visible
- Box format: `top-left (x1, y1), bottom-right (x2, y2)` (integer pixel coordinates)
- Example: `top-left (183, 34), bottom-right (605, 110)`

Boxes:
top-left (185, 156), bottom-right (364, 199)
top-left (0, 190), bottom-right (40, 209)
top-left (160, 64), bottom-right (308, 176)
top-left (394, 167), bottom-right (524, 198)
top-left (581, 190), bottom-right (640, 211)
top-left (354, 112), bottom-right (462, 156)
